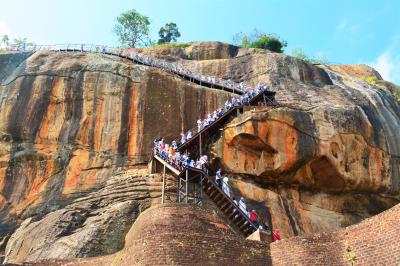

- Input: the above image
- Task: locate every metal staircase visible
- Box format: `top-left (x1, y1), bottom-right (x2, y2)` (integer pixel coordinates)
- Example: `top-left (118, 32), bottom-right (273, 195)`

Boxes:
top-left (151, 88), bottom-right (276, 237)
top-left (152, 154), bottom-right (258, 237)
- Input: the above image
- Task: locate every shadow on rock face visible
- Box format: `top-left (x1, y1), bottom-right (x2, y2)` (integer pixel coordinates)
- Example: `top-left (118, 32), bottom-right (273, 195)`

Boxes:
top-left (310, 156), bottom-right (345, 192)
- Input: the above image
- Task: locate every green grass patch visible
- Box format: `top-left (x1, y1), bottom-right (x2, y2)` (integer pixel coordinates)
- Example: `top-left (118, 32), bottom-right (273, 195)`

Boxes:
top-left (152, 42), bottom-right (191, 48)
top-left (363, 76), bottom-right (400, 104)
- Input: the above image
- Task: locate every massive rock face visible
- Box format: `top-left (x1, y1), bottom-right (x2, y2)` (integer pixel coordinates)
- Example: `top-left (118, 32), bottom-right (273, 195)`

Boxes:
top-left (3, 168), bottom-right (176, 263)
top-left (0, 50), bottom-right (231, 238)
top-left (192, 47), bottom-right (400, 238)
top-left (0, 42), bottom-right (399, 262)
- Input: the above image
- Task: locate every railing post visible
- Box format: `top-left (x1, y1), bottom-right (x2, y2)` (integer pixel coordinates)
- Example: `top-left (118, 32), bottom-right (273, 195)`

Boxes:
top-left (161, 164), bottom-right (166, 204)
top-left (178, 176), bottom-right (181, 203)
top-left (200, 173), bottom-right (204, 205)
top-left (185, 169), bottom-right (189, 204)
top-left (199, 133), bottom-right (202, 156)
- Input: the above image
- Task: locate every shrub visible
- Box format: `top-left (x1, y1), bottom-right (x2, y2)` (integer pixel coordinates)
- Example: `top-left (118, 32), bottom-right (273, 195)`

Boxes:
top-left (364, 76), bottom-right (379, 84)
top-left (232, 29), bottom-right (287, 53)
top-left (249, 34), bottom-right (287, 53)
top-left (290, 48), bottom-right (330, 64)
top-left (153, 42), bottom-right (191, 48)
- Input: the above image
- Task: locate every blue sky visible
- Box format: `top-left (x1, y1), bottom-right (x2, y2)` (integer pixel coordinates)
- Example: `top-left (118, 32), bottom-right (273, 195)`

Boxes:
top-left (0, 0), bottom-right (399, 84)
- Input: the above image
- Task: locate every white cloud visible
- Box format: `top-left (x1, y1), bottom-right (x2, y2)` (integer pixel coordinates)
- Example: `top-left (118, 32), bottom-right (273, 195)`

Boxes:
top-left (370, 36), bottom-right (400, 85)
top-left (372, 52), bottom-right (393, 80)
top-left (337, 18), bottom-right (359, 33)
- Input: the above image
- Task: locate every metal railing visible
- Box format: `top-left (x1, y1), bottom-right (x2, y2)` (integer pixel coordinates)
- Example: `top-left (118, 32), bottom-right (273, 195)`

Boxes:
top-left (174, 88), bottom-right (270, 151)
top-left (6, 43), bottom-right (248, 94)
top-left (152, 153), bottom-right (258, 233)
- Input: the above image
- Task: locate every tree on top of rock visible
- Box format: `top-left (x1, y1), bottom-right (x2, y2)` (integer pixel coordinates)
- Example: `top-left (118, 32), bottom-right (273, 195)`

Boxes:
top-left (232, 29), bottom-right (287, 53)
top-left (249, 34), bottom-right (287, 53)
top-left (158, 23), bottom-right (181, 44)
top-left (1, 35), bottom-right (9, 48)
top-left (114, 9), bottom-right (150, 48)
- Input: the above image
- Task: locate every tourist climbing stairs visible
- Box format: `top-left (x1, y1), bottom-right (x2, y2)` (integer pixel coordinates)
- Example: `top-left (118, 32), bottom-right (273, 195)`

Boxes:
top-left (152, 154), bottom-right (258, 237)
top-left (177, 89), bottom-right (276, 153)
top-left (151, 88), bottom-right (276, 237)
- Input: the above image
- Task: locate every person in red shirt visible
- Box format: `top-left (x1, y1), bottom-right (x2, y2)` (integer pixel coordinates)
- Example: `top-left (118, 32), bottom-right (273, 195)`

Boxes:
top-left (249, 210), bottom-right (260, 228)
top-left (273, 229), bottom-right (280, 241)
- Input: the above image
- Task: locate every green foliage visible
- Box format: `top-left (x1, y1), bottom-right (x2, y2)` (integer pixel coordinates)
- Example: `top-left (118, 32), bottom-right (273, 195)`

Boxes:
top-left (344, 246), bottom-right (357, 265)
top-left (362, 76), bottom-right (400, 104)
top-left (382, 82), bottom-right (400, 104)
top-left (114, 9), bottom-right (150, 48)
top-left (290, 48), bottom-right (330, 64)
top-left (291, 48), bottom-right (311, 62)
top-left (393, 90), bottom-right (400, 103)
top-left (363, 76), bottom-right (379, 84)
top-left (249, 34), bottom-right (287, 53)
top-left (232, 32), bottom-right (250, 48)
top-left (1, 35), bottom-right (9, 47)
top-left (153, 42), bottom-right (190, 48)
top-left (13, 38), bottom-right (27, 49)
top-left (232, 29), bottom-right (287, 53)
top-left (11, 38), bottom-right (34, 50)
top-left (158, 22), bottom-right (181, 44)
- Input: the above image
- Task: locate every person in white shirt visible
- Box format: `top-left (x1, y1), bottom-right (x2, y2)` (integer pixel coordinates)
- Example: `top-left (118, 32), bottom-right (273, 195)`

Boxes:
top-left (239, 197), bottom-right (248, 217)
top-left (197, 119), bottom-right (203, 132)
top-left (180, 132), bottom-right (186, 144)
top-left (215, 172), bottom-right (222, 189)
top-left (186, 130), bottom-right (192, 139)
top-left (232, 197), bottom-right (239, 218)
top-left (222, 175), bottom-right (230, 197)
top-left (212, 111), bottom-right (219, 121)
top-left (216, 169), bottom-right (222, 180)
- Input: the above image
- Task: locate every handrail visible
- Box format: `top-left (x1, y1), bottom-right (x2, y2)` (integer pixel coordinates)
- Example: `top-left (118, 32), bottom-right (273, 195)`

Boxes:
top-left (5, 43), bottom-right (245, 95)
top-left (153, 155), bottom-right (258, 231)
top-left (194, 168), bottom-right (258, 231)
top-left (177, 105), bottom-right (242, 152)
top-left (176, 89), bottom-right (271, 152)
top-left (153, 154), bottom-right (181, 176)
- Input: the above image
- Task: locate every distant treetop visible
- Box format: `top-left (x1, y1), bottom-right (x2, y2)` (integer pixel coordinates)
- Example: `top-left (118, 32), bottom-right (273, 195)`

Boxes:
top-left (114, 9), bottom-right (151, 48)
top-left (158, 23), bottom-right (181, 44)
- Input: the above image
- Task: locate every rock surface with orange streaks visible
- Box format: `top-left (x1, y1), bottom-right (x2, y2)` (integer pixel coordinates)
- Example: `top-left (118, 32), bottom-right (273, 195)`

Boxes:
top-left (202, 48), bottom-right (400, 238)
top-left (0, 50), bottom-right (231, 242)
top-left (0, 42), bottom-right (399, 263)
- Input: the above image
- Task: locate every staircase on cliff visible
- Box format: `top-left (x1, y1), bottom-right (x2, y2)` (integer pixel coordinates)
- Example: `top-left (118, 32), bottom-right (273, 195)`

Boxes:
top-left (150, 83), bottom-right (276, 237)
top-left (36, 45), bottom-right (277, 237)
top-left (10, 45), bottom-right (276, 238)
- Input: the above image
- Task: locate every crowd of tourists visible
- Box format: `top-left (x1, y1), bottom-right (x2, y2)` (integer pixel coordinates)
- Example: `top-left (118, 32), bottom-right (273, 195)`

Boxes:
top-left (179, 83), bottom-right (269, 145)
top-left (123, 51), bottom-right (245, 91)
top-left (152, 81), bottom-right (272, 232)
top-left (154, 137), bottom-right (209, 172)
top-left (154, 137), bottom-right (264, 230)
top-left (119, 48), bottom-right (278, 237)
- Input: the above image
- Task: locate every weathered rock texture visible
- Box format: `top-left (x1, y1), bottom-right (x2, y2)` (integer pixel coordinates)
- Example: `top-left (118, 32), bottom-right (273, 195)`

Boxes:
top-left (0, 42), bottom-right (399, 262)
top-left (3, 168), bottom-right (176, 263)
top-left (31, 204), bottom-right (270, 266)
top-left (0, 50), bottom-right (231, 239)
top-left (189, 46), bottom-right (400, 238)
top-left (12, 202), bottom-right (400, 266)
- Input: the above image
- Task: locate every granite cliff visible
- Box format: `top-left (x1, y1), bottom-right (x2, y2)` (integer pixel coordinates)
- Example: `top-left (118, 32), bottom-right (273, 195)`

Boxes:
top-left (0, 42), bottom-right (399, 263)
